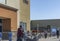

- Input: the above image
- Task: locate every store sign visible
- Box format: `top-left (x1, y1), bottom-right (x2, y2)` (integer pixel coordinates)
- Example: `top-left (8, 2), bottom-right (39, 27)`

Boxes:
top-left (51, 28), bottom-right (56, 33)
top-left (51, 26), bottom-right (57, 33)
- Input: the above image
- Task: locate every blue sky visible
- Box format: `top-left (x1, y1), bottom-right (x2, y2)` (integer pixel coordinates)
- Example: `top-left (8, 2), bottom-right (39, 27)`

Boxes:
top-left (30, 0), bottom-right (60, 20)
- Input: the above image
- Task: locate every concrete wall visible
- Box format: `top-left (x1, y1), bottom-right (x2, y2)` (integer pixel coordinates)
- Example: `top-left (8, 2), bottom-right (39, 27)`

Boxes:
top-left (0, 0), bottom-right (20, 9)
top-left (0, 6), bottom-right (17, 31)
top-left (7, 0), bottom-right (20, 9)
top-left (20, 0), bottom-right (30, 31)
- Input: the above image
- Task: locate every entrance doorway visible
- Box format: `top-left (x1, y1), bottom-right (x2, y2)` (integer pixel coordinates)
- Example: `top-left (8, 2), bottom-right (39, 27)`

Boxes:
top-left (0, 18), bottom-right (11, 40)
top-left (20, 22), bottom-right (27, 32)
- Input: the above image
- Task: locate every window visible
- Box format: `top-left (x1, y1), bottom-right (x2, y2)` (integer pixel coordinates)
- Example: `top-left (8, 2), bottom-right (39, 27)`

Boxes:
top-left (23, 0), bottom-right (28, 4)
top-left (0, 19), bottom-right (2, 23)
top-left (0, 0), bottom-right (5, 4)
top-left (0, 0), bottom-right (7, 4)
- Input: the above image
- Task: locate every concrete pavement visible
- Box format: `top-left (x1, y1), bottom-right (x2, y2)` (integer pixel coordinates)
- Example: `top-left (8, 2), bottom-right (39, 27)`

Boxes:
top-left (38, 36), bottom-right (60, 41)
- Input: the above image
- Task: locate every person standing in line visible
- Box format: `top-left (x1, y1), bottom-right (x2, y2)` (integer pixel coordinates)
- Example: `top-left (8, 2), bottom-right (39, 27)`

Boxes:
top-left (17, 25), bottom-right (24, 41)
top-left (56, 30), bottom-right (59, 38)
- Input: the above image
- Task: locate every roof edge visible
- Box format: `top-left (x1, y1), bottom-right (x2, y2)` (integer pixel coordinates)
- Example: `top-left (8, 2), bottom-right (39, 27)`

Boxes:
top-left (31, 19), bottom-right (60, 21)
top-left (0, 3), bottom-right (18, 11)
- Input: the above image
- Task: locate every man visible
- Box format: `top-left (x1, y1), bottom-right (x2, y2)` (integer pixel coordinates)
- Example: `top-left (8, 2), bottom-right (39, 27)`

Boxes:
top-left (17, 25), bottom-right (24, 41)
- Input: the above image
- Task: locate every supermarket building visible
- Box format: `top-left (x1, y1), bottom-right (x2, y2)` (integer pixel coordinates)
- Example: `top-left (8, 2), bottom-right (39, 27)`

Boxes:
top-left (0, 0), bottom-right (30, 41)
top-left (31, 19), bottom-right (60, 32)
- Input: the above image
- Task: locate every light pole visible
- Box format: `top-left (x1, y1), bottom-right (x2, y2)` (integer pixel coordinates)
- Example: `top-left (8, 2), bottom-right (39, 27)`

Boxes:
top-left (37, 24), bottom-right (39, 34)
top-left (36, 24), bottom-right (39, 39)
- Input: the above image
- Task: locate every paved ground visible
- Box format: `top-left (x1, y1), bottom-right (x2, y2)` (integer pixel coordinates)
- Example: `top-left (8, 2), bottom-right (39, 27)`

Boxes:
top-left (38, 36), bottom-right (60, 41)
top-left (1, 36), bottom-right (60, 41)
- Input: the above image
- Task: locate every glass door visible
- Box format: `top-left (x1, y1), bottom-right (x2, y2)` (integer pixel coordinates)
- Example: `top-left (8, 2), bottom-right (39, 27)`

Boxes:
top-left (20, 22), bottom-right (27, 32)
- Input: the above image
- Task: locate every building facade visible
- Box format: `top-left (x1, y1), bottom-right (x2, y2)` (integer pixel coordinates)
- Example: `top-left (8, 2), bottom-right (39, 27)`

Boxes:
top-left (0, 3), bottom-right (17, 41)
top-left (0, 0), bottom-right (20, 29)
top-left (0, 0), bottom-right (30, 31)
top-left (20, 0), bottom-right (30, 32)
top-left (0, 0), bottom-right (30, 40)
top-left (6, 0), bottom-right (30, 31)
top-left (31, 19), bottom-right (60, 32)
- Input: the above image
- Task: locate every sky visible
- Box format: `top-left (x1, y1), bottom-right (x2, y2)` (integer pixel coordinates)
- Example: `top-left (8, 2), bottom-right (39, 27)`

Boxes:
top-left (30, 0), bottom-right (60, 20)
top-left (0, 0), bottom-right (60, 20)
